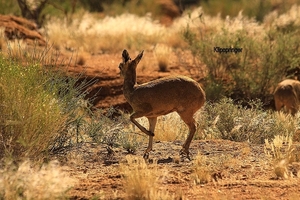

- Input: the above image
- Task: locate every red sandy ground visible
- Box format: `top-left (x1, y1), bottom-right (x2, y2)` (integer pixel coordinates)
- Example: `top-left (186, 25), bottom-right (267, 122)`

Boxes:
top-left (54, 50), bottom-right (300, 200)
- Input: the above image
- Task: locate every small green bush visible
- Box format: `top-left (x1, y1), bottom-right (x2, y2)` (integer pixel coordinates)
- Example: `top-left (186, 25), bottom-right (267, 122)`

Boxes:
top-left (197, 98), bottom-right (297, 144)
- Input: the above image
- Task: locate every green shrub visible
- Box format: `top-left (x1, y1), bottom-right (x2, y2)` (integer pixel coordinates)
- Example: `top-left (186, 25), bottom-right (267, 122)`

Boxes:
top-left (0, 57), bottom-right (61, 159)
top-left (0, 52), bottom-right (93, 160)
top-left (197, 98), bottom-right (297, 144)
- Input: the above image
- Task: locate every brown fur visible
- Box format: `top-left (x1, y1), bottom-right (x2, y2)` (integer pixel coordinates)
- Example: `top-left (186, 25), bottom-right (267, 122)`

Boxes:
top-left (274, 79), bottom-right (300, 115)
top-left (119, 50), bottom-right (206, 160)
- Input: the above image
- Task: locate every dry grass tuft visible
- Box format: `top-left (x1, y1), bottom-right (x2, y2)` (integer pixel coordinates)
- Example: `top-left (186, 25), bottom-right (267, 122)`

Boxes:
top-left (274, 159), bottom-right (289, 179)
top-left (154, 44), bottom-right (172, 72)
top-left (120, 155), bottom-right (173, 200)
top-left (5, 40), bottom-right (27, 60)
top-left (264, 135), bottom-right (293, 160)
top-left (0, 160), bottom-right (75, 199)
top-left (121, 155), bottom-right (157, 200)
top-left (264, 134), bottom-right (298, 179)
top-left (191, 153), bottom-right (211, 184)
top-left (76, 51), bottom-right (89, 66)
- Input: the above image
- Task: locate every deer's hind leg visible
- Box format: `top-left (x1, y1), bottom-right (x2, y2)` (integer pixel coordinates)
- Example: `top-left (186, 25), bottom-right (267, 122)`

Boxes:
top-left (177, 110), bottom-right (197, 160)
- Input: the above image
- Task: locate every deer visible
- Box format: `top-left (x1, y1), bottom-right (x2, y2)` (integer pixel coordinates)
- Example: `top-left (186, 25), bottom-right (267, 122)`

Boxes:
top-left (118, 49), bottom-right (206, 160)
top-left (274, 79), bottom-right (300, 116)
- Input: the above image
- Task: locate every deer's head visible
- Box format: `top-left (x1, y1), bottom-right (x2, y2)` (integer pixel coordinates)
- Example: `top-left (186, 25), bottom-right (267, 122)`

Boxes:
top-left (119, 49), bottom-right (144, 77)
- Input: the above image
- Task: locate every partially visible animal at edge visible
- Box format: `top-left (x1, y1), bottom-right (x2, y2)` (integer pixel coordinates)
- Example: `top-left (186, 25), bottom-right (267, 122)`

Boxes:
top-left (274, 79), bottom-right (300, 116)
top-left (118, 49), bottom-right (206, 160)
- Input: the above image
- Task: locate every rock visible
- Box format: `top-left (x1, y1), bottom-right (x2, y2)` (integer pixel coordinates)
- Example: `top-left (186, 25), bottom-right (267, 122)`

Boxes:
top-left (0, 14), bottom-right (45, 45)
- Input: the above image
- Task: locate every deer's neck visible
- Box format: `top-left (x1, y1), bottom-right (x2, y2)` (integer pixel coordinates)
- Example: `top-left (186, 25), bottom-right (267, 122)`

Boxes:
top-left (123, 71), bottom-right (137, 102)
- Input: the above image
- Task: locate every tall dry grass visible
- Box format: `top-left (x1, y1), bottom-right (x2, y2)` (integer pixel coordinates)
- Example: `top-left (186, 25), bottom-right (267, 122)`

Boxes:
top-left (44, 13), bottom-right (176, 53)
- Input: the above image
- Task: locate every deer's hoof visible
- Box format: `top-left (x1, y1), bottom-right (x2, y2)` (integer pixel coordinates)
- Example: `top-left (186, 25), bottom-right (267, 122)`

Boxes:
top-left (143, 152), bottom-right (149, 160)
top-left (179, 149), bottom-right (192, 161)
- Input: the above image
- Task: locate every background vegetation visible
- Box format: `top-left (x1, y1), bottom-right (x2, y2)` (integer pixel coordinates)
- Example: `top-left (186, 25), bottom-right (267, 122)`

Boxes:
top-left (183, 6), bottom-right (300, 102)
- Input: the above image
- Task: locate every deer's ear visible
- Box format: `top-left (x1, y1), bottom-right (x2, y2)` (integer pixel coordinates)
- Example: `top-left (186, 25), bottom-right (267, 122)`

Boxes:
top-left (133, 50), bottom-right (144, 65)
top-left (122, 49), bottom-right (131, 63)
